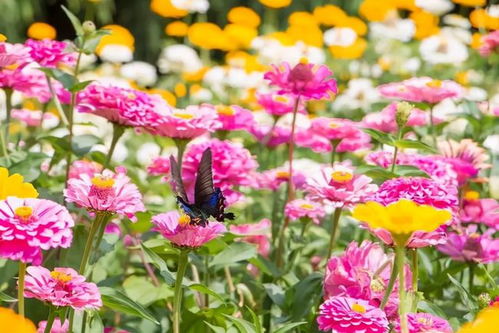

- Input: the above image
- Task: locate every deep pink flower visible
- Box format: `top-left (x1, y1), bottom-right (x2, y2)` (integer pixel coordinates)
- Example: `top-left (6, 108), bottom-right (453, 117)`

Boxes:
top-left (68, 160), bottom-right (102, 180)
top-left (104, 222), bottom-right (121, 236)
top-left (0, 198), bottom-right (74, 265)
top-left (148, 104), bottom-right (221, 139)
top-left (461, 198), bottom-right (499, 229)
top-left (37, 318), bottom-right (68, 333)
top-left (285, 199), bottom-right (325, 224)
top-left (25, 39), bottom-right (76, 68)
top-left (24, 266), bottom-right (102, 310)
top-left (230, 219), bottom-right (271, 257)
top-left (317, 296), bottom-right (389, 333)
top-left (311, 117), bottom-right (362, 141)
top-left (64, 167), bottom-right (145, 221)
top-left (0, 42), bottom-right (31, 68)
top-left (11, 108), bottom-right (58, 127)
top-left (306, 164), bottom-right (378, 209)
top-left (77, 84), bottom-right (166, 127)
top-left (152, 210), bottom-right (225, 248)
top-left (479, 30), bottom-right (499, 57)
top-left (147, 156), bottom-right (171, 177)
top-left (264, 62), bottom-right (338, 100)
top-left (215, 105), bottom-right (255, 131)
top-left (393, 312), bottom-right (452, 333)
top-left (256, 92), bottom-right (306, 116)
top-left (378, 77), bottom-right (464, 104)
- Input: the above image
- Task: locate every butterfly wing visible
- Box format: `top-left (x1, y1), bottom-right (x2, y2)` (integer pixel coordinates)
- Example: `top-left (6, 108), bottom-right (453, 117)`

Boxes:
top-left (169, 155), bottom-right (188, 202)
top-left (194, 148), bottom-right (215, 206)
top-left (201, 188), bottom-right (235, 222)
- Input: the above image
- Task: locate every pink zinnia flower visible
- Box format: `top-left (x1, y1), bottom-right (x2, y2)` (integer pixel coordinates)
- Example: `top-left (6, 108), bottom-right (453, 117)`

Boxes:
top-left (11, 108), bottom-right (58, 127)
top-left (256, 92), bottom-right (306, 116)
top-left (147, 156), bottom-right (171, 177)
top-left (37, 318), bottom-right (68, 333)
top-left (24, 266), bottom-right (102, 310)
top-left (317, 296), bottom-right (389, 333)
top-left (0, 42), bottom-right (31, 68)
top-left (393, 312), bottom-right (452, 333)
top-left (148, 104), bottom-right (221, 139)
top-left (230, 219), bottom-right (271, 257)
top-left (215, 105), bottom-right (255, 131)
top-left (324, 241), bottom-right (411, 318)
top-left (0, 198), bottom-right (74, 265)
top-left (264, 62), bottom-right (338, 100)
top-left (461, 197), bottom-right (499, 229)
top-left (68, 160), bottom-right (102, 180)
top-left (77, 84), bottom-right (165, 127)
top-left (437, 226), bottom-right (499, 263)
top-left (378, 77), bottom-right (464, 104)
top-left (253, 166), bottom-right (307, 191)
top-left (64, 167), bottom-right (145, 221)
top-left (250, 123), bottom-right (291, 147)
top-left (152, 211), bottom-right (226, 248)
top-left (25, 39), bottom-right (76, 68)
top-left (306, 164), bottom-right (378, 209)
top-left (285, 199), bottom-right (325, 224)
top-left (479, 30), bottom-right (499, 57)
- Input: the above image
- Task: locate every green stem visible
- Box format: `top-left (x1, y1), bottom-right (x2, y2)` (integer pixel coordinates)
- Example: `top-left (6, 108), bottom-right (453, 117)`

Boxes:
top-left (79, 213), bottom-right (108, 275)
top-left (286, 96), bottom-right (300, 202)
top-left (396, 246), bottom-right (409, 333)
top-left (410, 249), bottom-right (418, 311)
top-left (174, 138), bottom-right (189, 169)
top-left (330, 140), bottom-right (340, 165)
top-left (469, 263), bottom-right (475, 293)
top-left (43, 307), bottom-right (56, 333)
top-left (4, 88), bottom-right (12, 145)
top-left (380, 257), bottom-right (397, 310)
top-left (44, 75), bottom-right (69, 126)
top-left (173, 250), bottom-right (189, 333)
top-left (17, 261), bottom-right (26, 316)
top-left (326, 208), bottom-right (342, 259)
top-left (429, 106), bottom-right (436, 147)
top-left (0, 123), bottom-right (10, 164)
top-left (204, 255), bottom-right (209, 307)
top-left (391, 128), bottom-right (403, 173)
top-left (104, 124), bottom-right (125, 169)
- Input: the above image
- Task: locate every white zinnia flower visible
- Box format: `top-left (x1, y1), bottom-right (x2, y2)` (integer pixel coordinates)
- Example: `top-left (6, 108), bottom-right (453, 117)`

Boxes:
top-left (99, 45), bottom-right (133, 63)
top-left (415, 0), bottom-right (454, 15)
top-left (157, 44), bottom-right (203, 74)
top-left (333, 78), bottom-right (381, 111)
top-left (419, 33), bottom-right (468, 65)
top-left (120, 61), bottom-right (157, 86)
top-left (370, 18), bottom-right (415, 42)
top-left (171, 0), bottom-right (209, 13)
top-left (324, 27), bottom-right (357, 47)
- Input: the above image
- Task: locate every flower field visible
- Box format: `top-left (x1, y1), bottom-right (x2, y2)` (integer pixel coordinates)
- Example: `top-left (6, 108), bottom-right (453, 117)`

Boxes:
top-left (0, 0), bottom-right (498, 332)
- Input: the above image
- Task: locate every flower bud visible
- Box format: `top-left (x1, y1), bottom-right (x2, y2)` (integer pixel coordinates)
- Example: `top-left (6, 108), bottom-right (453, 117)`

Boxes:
top-left (395, 101), bottom-right (413, 129)
top-left (478, 293), bottom-right (492, 308)
top-left (82, 21), bottom-right (96, 35)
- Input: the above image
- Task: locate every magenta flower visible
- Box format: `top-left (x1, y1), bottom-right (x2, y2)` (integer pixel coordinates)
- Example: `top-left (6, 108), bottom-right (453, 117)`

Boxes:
top-left (285, 199), bottom-right (325, 224)
top-left (147, 156), bottom-right (171, 177)
top-left (264, 62), bottom-right (338, 100)
top-left (0, 198), bottom-right (74, 265)
top-left (324, 241), bottom-right (412, 318)
top-left (24, 266), bottom-right (102, 310)
top-left (461, 198), bottom-right (499, 229)
top-left (256, 92), bottom-right (306, 116)
top-left (393, 313), bottom-right (452, 333)
top-left (230, 219), bottom-right (271, 257)
top-left (215, 105), bottom-right (255, 131)
top-left (317, 296), bottom-right (389, 333)
top-left (148, 104), bottom-right (221, 139)
top-left (77, 84), bottom-right (165, 127)
top-left (11, 108), bottom-right (58, 127)
top-left (362, 103), bottom-right (436, 133)
top-left (64, 167), bottom-right (145, 221)
top-left (0, 42), bottom-right (31, 68)
top-left (68, 160), bottom-right (102, 180)
top-left (37, 318), bottom-right (68, 333)
top-left (306, 164), bottom-right (378, 209)
top-left (25, 39), bottom-right (76, 68)
top-left (479, 30), bottom-right (499, 57)
top-left (378, 77), bottom-right (463, 104)
top-left (152, 211), bottom-right (226, 248)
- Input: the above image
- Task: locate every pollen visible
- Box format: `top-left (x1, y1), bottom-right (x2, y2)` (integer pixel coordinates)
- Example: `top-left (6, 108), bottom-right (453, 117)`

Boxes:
top-left (426, 80), bottom-right (442, 88)
top-left (15, 206), bottom-right (33, 220)
top-left (91, 176), bottom-right (115, 189)
top-left (50, 271), bottom-right (73, 283)
top-left (329, 121), bottom-right (340, 128)
top-left (217, 106), bottom-right (235, 116)
top-left (173, 112), bottom-right (194, 120)
top-left (178, 214), bottom-right (191, 226)
top-left (274, 95), bottom-right (289, 103)
top-left (351, 303), bottom-right (366, 313)
top-left (464, 190), bottom-right (479, 201)
top-left (300, 203), bottom-right (315, 210)
top-left (331, 171), bottom-right (353, 183)
top-left (276, 171), bottom-right (290, 179)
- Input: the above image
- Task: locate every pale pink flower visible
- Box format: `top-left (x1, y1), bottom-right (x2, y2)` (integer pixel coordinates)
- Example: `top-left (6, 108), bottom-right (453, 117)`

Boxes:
top-left (250, 123), bottom-right (291, 147)
top-left (0, 42), bottom-right (31, 68)
top-left (64, 167), bottom-right (145, 221)
top-left (0, 198), bottom-right (74, 265)
top-left (25, 39), bottom-right (76, 68)
top-left (264, 62), bottom-right (338, 100)
top-left (230, 219), bottom-right (271, 257)
top-left (285, 199), bottom-right (325, 224)
top-left (306, 164), bottom-right (378, 209)
top-left (68, 160), bottom-right (102, 180)
top-left (393, 313), bottom-right (452, 333)
top-left (378, 77), bottom-right (464, 104)
top-left (215, 105), bottom-right (255, 131)
top-left (253, 166), bottom-right (307, 191)
top-left (37, 318), bottom-right (68, 333)
top-left (461, 198), bottom-right (499, 229)
top-left (310, 117), bottom-right (361, 141)
top-left (152, 211), bottom-right (225, 248)
top-left (77, 84), bottom-right (165, 127)
top-left (479, 30), bottom-right (499, 57)
top-left (148, 104), bottom-right (221, 139)
top-left (24, 266), bottom-right (102, 310)
top-left (317, 296), bottom-right (389, 333)
top-left (256, 92), bottom-right (306, 116)
top-left (11, 108), bottom-right (58, 127)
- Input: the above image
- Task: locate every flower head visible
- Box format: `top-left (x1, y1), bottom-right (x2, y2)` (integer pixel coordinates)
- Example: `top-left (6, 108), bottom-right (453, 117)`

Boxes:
top-left (230, 219), bottom-right (271, 257)
top-left (362, 102), bottom-right (432, 133)
top-left (24, 266), bottom-right (102, 310)
top-left (0, 198), bottom-right (74, 264)
top-left (457, 305), bottom-right (499, 333)
top-left (0, 167), bottom-right (38, 200)
top-left (25, 39), bottom-right (76, 68)
top-left (68, 160), bottom-right (102, 180)
top-left (0, 42), bottom-right (31, 68)
top-left (437, 226), bottom-right (499, 263)
top-left (215, 105), bottom-right (255, 131)
top-left (317, 296), bottom-right (389, 333)
top-left (256, 92), bottom-right (306, 116)
top-left (461, 197), bottom-right (499, 229)
top-left (152, 211), bottom-right (226, 248)
top-left (64, 168), bottom-right (145, 221)
top-left (11, 108), bottom-right (58, 128)
top-left (264, 61), bottom-right (337, 100)
top-left (285, 199), bottom-right (325, 224)
top-left (479, 30), bottom-right (499, 57)
top-left (0, 307), bottom-right (36, 333)
top-left (37, 318), bottom-right (68, 333)
top-left (394, 312), bottom-right (452, 333)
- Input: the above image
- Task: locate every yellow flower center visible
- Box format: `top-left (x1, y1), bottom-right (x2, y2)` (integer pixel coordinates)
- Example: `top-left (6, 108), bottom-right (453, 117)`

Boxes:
top-left (329, 121), bottom-right (340, 128)
top-left (426, 80), bottom-right (442, 88)
top-left (91, 176), bottom-right (115, 189)
top-left (14, 206), bottom-right (33, 221)
top-left (50, 271), bottom-right (72, 283)
top-left (331, 171), bottom-right (353, 183)
top-left (127, 92), bottom-right (136, 99)
top-left (370, 278), bottom-right (384, 292)
top-left (178, 214), bottom-right (191, 226)
top-left (217, 106), bottom-right (235, 116)
top-left (464, 190), bottom-right (480, 201)
top-left (274, 95), bottom-right (289, 103)
top-left (300, 203), bottom-right (315, 210)
top-left (299, 57), bottom-right (309, 64)
top-left (276, 171), bottom-right (290, 179)
top-left (352, 303), bottom-right (366, 313)
top-left (173, 112), bottom-right (194, 120)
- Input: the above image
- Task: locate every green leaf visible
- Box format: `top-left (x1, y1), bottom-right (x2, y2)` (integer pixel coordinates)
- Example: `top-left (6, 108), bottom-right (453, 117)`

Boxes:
top-left (393, 139), bottom-right (437, 153)
top-left (81, 30), bottom-right (111, 54)
top-left (222, 314), bottom-right (257, 333)
top-left (69, 80), bottom-right (93, 93)
top-left (210, 242), bottom-right (257, 267)
top-left (395, 165), bottom-right (430, 178)
top-left (248, 255), bottom-right (281, 278)
top-left (61, 5), bottom-right (84, 36)
top-left (189, 283), bottom-right (225, 303)
top-left (447, 274), bottom-right (478, 312)
top-left (87, 312), bottom-right (104, 333)
top-left (204, 322), bottom-right (226, 333)
top-left (362, 128), bottom-right (395, 145)
top-left (263, 283), bottom-right (285, 308)
top-left (246, 307), bottom-right (263, 333)
top-left (274, 322), bottom-right (307, 333)
top-left (418, 300), bottom-right (447, 319)
top-left (141, 243), bottom-right (175, 285)
top-left (355, 165), bottom-right (397, 181)
top-left (72, 134), bottom-right (100, 157)
top-left (8, 152), bottom-right (47, 182)
top-left (38, 68), bottom-right (77, 91)
top-left (287, 273), bottom-right (323, 321)
top-left (99, 286), bottom-right (159, 324)
top-left (0, 290), bottom-right (16, 303)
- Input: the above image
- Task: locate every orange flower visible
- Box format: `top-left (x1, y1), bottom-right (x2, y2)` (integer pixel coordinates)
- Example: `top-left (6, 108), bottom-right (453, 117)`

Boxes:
top-left (336, 16), bottom-right (367, 36)
top-left (188, 22), bottom-right (233, 50)
top-left (452, 0), bottom-right (486, 7)
top-left (410, 10), bottom-right (440, 40)
top-left (313, 5), bottom-right (347, 26)
top-left (225, 24), bottom-right (258, 49)
top-left (258, 0), bottom-right (292, 9)
top-left (150, 0), bottom-right (188, 18)
top-left (329, 38), bottom-right (367, 59)
top-left (0, 307), bottom-right (36, 333)
top-left (227, 7), bottom-right (261, 28)
top-left (165, 21), bottom-right (189, 37)
top-left (470, 9), bottom-right (499, 30)
top-left (96, 24), bottom-right (134, 54)
top-left (359, 0), bottom-right (396, 22)
top-left (27, 22), bottom-right (56, 40)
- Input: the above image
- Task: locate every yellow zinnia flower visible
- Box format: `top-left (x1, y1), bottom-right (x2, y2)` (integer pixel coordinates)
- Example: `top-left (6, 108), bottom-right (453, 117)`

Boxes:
top-left (96, 24), bottom-right (135, 54)
top-left (0, 34), bottom-right (7, 42)
top-left (0, 307), bottom-right (36, 333)
top-left (452, 0), bottom-right (486, 7)
top-left (165, 21), bottom-right (189, 37)
top-left (457, 306), bottom-right (499, 333)
top-left (258, 0), bottom-right (292, 9)
top-left (359, 0), bottom-right (396, 22)
top-left (0, 167), bottom-right (38, 200)
top-left (313, 5), bottom-right (347, 26)
top-left (329, 38), bottom-right (367, 59)
top-left (150, 0), bottom-right (188, 18)
top-left (227, 7), bottom-right (261, 28)
top-left (352, 199), bottom-right (451, 235)
top-left (27, 22), bottom-right (56, 40)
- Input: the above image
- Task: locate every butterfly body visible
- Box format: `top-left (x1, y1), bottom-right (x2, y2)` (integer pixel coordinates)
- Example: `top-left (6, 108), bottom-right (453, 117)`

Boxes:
top-left (170, 148), bottom-right (235, 227)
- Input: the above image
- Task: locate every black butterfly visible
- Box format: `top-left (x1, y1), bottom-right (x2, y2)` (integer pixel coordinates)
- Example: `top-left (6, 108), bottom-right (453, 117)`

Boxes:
top-left (170, 148), bottom-right (235, 227)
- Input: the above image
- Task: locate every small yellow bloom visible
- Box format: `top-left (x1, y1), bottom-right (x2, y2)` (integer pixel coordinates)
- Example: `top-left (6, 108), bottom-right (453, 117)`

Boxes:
top-left (455, 71), bottom-right (469, 86)
top-left (411, 10), bottom-right (440, 40)
top-left (452, 0), bottom-right (486, 7)
top-left (150, 0), bottom-right (188, 18)
top-left (0, 168), bottom-right (38, 200)
top-left (225, 24), bottom-right (258, 49)
top-left (227, 7), bottom-right (261, 28)
top-left (313, 5), bottom-right (347, 26)
top-left (27, 22), bottom-right (56, 40)
top-left (174, 83), bottom-right (187, 98)
top-left (258, 0), bottom-right (292, 9)
top-left (464, 190), bottom-right (480, 200)
top-left (0, 307), bottom-right (36, 333)
top-left (329, 38), bottom-right (367, 59)
top-left (352, 199), bottom-right (451, 236)
top-left (457, 306), bottom-right (499, 333)
top-left (336, 16), bottom-right (368, 36)
top-left (359, 0), bottom-right (396, 22)
top-left (96, 25), bottom-right (135, 54)
top-left (188, 23), bottom-right (230, 50)
top-left (470, 9), bottom-right (499, 30)
top-left (165, 21), bottom-right (189, 37)
top-left (287, 24), bottom-right (323, 47)
top-left (470, 33), bottom-right (483, 49)
top-left (182, 67), bottom-right (209, 82)
top-left (288, 12), bottom-right (317, 27)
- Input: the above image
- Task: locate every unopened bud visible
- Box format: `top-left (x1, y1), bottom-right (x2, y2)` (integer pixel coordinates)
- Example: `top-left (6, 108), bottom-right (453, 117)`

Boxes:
top-left (82, 21), bottom-right (96, 34)
top-left (478, 293), bottom-right (491, 308)
top-left (395, 101), bottom-right (413, 129)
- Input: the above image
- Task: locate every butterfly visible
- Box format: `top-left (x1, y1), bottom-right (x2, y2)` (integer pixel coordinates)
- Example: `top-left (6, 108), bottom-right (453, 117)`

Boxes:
top-left (170, 148), bottom-right (235, 227)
